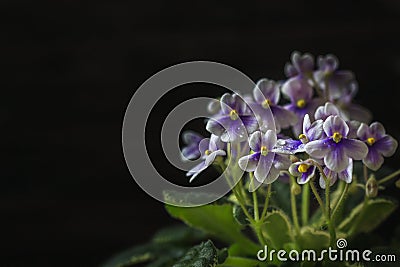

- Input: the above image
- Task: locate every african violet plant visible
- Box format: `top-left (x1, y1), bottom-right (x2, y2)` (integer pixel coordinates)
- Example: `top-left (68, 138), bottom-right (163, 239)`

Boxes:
top-left (104, 52), bottom-right (400, 267)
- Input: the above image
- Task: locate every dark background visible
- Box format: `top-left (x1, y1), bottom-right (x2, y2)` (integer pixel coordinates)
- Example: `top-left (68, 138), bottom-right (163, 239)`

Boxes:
top-left (1, 0), bottom-right (400, 266)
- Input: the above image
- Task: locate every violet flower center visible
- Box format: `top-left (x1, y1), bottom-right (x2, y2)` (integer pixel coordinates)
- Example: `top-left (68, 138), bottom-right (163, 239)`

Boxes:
top-left (229, 110), bottom-right (239, 120)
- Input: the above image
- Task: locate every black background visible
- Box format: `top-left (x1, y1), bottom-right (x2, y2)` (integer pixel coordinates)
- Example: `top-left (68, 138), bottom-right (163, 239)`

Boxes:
top-left (1, 0), bottom-right (400, 266)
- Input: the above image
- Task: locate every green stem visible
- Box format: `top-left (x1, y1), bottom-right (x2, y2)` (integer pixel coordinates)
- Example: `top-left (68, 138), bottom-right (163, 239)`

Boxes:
top-left (325, 179), bottom-right (336, 247)
top-left (377, 169), bottom-right (400, 185)
top-left (290, 176), bottom-right (301, 236)
top-left (250, 173), bottom-right (259, 221)
top-left (309, 180), bottom-right (325, 214)
top-left (363, 164), bottom-right (368, 182)
top-left (331, 182), bottom-right (349, 223)
top-left (260, 183), bottom-right (272, 220)
top-left (301, 182), bottom-right (310, 226)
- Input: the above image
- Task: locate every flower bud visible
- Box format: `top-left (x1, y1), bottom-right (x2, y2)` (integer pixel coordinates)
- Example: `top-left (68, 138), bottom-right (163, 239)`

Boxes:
top-left (366, 175), bottom-right (378, 198)
top-left (291, 182), bottom-right (302, 195)
top-left (289, 155), bottom-right (299, 163)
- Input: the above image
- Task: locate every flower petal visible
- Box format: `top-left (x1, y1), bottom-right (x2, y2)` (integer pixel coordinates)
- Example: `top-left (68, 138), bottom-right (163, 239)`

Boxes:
top-left (249, 131), bottom-right (262, 152)
top-left (324, 144), bottom-right (349, 172)
top-left (374, 135), bottom-right (398, 157)
top-left (272, 139), bottom-right (304, 154)
top-left (181, 144), bottom-right (201, 160)
top-left (319, 171), bottom-right (337, 189)
top-left (363, 147), bottom-right (384, 171)
top-left (254, 152), bottom-right (274, 183)
top-left (304, 139), bottom-right (330, 159)
top-left (281, 77), bottom-right (313, 103)
top-left (314, 102), bottom-right (340, 121)
top-left (263, 165), bottom-right (281, 184)
top-left (238, 152), bottom-right (260, 172)
top-left (346, 103), bottom-right (372, 123)
top-left (338, 159), bottom-right (353, 183)
top-left (342, 139), bottom-right (368, 160)
top-left (187, 161), bottom-right (207, 182)
top-left (182, 131), bottom-right (203, 144)
top-left (323, 115), bottom-right (349, 137)
top-left (273, 153), bottom-right (291, 170)
top-left (263, 130), bottom-right (278, 150)
top-left (206, 117), bottom-right (225, 136)
top-left (356, 123), bottom-right (370, 141)
top-left (253, 79), bottom-right (280, 104)
top-left (370, 122), bottom-right (386, 139)
top-left (272, 105), bottom-right (298, 129)
top-left (346, 120), bottom-right (361, 139)
top-left (205, 149), bottom-right (226, 166)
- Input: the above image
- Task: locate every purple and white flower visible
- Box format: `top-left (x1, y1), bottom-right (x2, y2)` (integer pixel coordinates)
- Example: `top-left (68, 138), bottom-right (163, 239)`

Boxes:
top-left (289, 160), bottom-right (316, 184)
top-left (206, 93), bottom-right (258, 143)
top-left (305, 115), bottom-right (368, 173)
top-left (238, 130), bottom-right (291, 184)
top-left (334, 83), bottom-right (372, 123)
top-left (357, 122), bottom-right (398, 171)
top-left (320, 158), bottom-right (354, 188)
top-left (181, 131), bottom-right (203, 160)
top-left (313, 54), bottom-right (355, 100)
top-left (186, 135), bottom-right (226, 182)
top-left (284, 51), bottom-right (315, 78)
top-left (272, 114), bottom-right (324, 154)
top-left (251, 79), bottom-right (297, 132)
top-left (282, 77), bottom-right (323, 135)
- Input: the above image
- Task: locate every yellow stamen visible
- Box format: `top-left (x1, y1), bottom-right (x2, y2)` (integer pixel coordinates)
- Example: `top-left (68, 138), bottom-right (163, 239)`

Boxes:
top-left (260, 146), bottom-right (268, 156)
top-left (262, 99), bottom-right (272, 108)
top-left (332, 132), bottom-right (342, 143)
top-left (229, 110), bottom-right (239, 120)
top-left (205, 149), bottom-right (211, 155)
top-left (297, 164), bottom-right (309, 173)
top-left (367, 137), bottom-right (376, 146)
top-left (296, 99), bottom-right (306, 108)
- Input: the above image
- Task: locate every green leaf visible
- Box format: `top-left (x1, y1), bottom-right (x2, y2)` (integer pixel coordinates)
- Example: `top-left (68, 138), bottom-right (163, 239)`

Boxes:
top-left (232, 205), bottom-right (254, 226)
top-left (297, 227), bottom-right (330, 252)
top-left (269, 181), bottom-right (291, 215)
top-left (338, 198), bottom-right (397, 235)
top-left (152, 225), bottom-right (207, 245)
top-left (166, 204), bottom-right (259, 255)
top-left (261, 210), bottom-right (293, 249)
top-left (172, 240), bottom-right (218, 267)
top-left (101, 242), bottom-right (186, 267)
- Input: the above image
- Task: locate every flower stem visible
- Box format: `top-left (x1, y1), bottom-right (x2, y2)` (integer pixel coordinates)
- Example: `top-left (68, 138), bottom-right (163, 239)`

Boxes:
top-left (331, 182), bottom-right (349, 223)
top-left (325, 179), bottom-right (336, 247)
top-left (309, 180), bottom-right (325, 214)
top-left (290, 175), bottom-right (301, 236)
top-left (301, 182), bottom-right (310, 226)
top-left (250, 173), bottom-right (260, 221)
top-left (377, 169), bottom-right (400, 185)
top-left (260, 183), bottom-right (272, 220)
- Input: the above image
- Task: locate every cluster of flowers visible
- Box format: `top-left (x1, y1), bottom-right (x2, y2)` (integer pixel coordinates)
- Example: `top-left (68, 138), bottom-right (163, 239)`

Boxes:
top-left (181, 52), bottom-right (398, 188)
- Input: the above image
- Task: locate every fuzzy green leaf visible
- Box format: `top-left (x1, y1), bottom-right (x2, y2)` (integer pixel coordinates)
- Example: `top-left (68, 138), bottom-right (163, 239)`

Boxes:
top-left (172, 240), bottom-right (218, 267)
top-left (338, 198), bottom-right (397, 235)
top-left (297, 227), bottom-right (330, 252)
top-left (166, 204), bottom-right (259, 255)
top-left (261, 210), bottom-right (293, 250)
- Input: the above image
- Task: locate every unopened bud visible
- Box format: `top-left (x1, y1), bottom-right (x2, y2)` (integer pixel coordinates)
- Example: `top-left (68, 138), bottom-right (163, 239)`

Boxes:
top-left (289, 155), bottom-right (299, 163)
top-left (366, 175), bottom-right (378, 198)
top-left (291, 182), bottom-right (302, 195)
